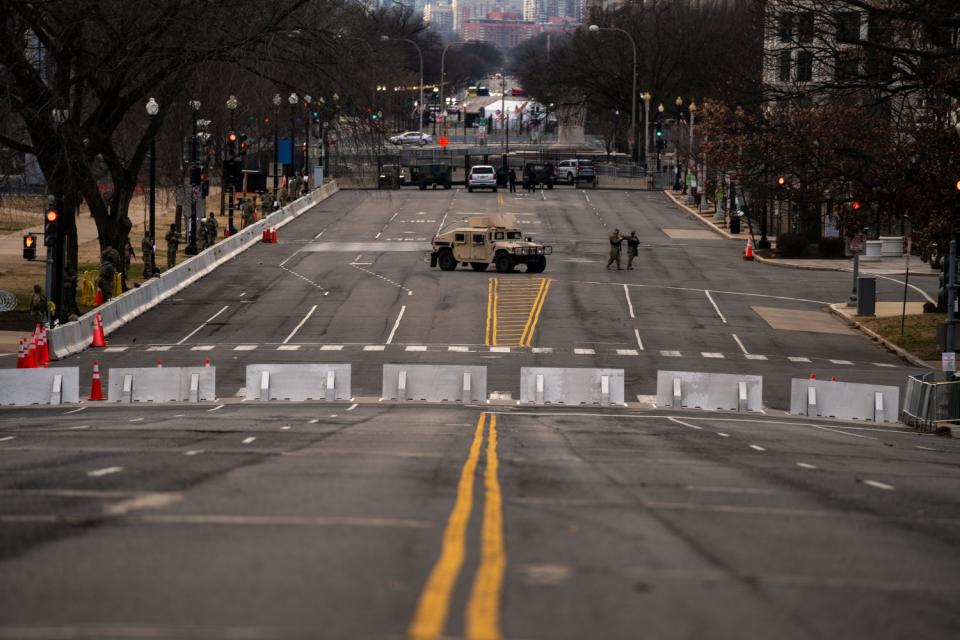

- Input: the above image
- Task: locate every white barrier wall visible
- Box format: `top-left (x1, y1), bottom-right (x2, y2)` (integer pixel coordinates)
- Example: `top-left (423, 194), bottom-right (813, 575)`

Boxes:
top-left (656, 371), bottom-right (763, 412)
top-left (48, 182), bottom-right (339, 359)
top-left (245, 364), bottom-right (351, 401)
top-left (789, 378), bottom-right (900, 423)
top-left (382, 364), bottom-right (487, 402)
top-left (106, 367), bottom-right (216, 403)
top-left (519, 367), bottom-right (625, 406)
top-left (0, 368), bottom-right (80, 405)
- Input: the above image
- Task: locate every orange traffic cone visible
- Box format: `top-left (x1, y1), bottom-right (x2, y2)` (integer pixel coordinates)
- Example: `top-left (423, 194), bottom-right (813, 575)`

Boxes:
top-left (204, 358), bottom-right (211, 367)
top-left (95, 288), bottom-right (104, 305)
top-left (156, 359), bottom-right (163, 368)
top-left (88, 360), bottom-right (105, 401)
top-left (743, 239), bottom-right (754, 261)
top-left (271, 227), bottom-right (278, 243)
top-left (809, 373), bottom-right (816, 379)
top-left (262, 226), bottom-right (271, 243)
top-left (41, 327), bottom-right (51, 363)
top-left (91, 313), bottom-right (107, 348)
top-left (16, 340), bottom-right (26, 369)
top-left (36, 327), bottom-right (48, 365)
top-left (25, 339), bottom-right (37, 368)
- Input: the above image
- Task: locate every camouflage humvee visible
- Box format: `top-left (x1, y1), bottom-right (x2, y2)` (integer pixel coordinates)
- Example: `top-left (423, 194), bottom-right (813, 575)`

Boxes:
top-left (430, 214), bottom-right (552, 273)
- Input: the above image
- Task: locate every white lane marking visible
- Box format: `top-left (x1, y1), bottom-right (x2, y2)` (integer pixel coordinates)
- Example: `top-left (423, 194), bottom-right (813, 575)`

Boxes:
top-left (320, 345), bottom-right (344, 351)
top-left (103, 346), bottom-right (128, 353)
top-left (347, 403), bottom-right (358, 411)
top-left (448, 346), bottom-right (471, 352)
top-left (190, 345), bottom-right (215, 351)
top-left (809, 424), bottom-right (877, 440)
top-left (69, 425), bottom-right (90, 430)
top-left (147, 346), bottom-right (171, 351)
top-left (574, 348), bottom-right (595, 355)
top-left (234, 345), bottom-right (258, 351)
top-left (668, 417), bottom-right (702, 430)
top-left (788, 356), bottom-right (811, 363)
top-left (612, 282), bottom-right (829, 306)
top-left (623, 284), bottom-right (635, 319)
top-left (62, 406), bottom-right (88, 415)
top-left (314, 230), bottom-right (325, 239)
top-left (745, 354), bottom-right (768, 360)
top-left (88, 466), bottom-right (123, 478)
top-left (749, 444), bottom-right (766, 451)
top-left (279, 250), bottom-right (300, 268)
top-left (406, 345), bottom-right (428, 352)
top-left (864, 480), bottom-right (894, 491)
top-left (375, 232), bottom-right (381, 239)
top-left (868, 273), bottom-right (935, 304)
top-left (616, 349), bottom-right (639, 356)
top-left (490, 347), bottom-right (511, 353)
top-left (829, 359), bottom-right (853, 365)
top-left (796, 462), bottom-right (817, 469)
top-left (364, 345), bottom-right (386, 351)
top-left (129, 418), bottom-right (144, 423)
top-left (330, 414), bottom-right (339, 418)
top-left (280, 264), bottom-right (329, 293)
top-left (309, 418), bottom-right (320, 424)
top-left (661, 350), bottom-right (682, 357)
top-left (354, 254), bottom-right (362, 263)
top-left (717, 432), bottom-right (730, 437)
top-left (916, 446), bottom-right (936, 451)
top-left (185, 450), bottom-right (203, 456)
top-left (284, 304), bottom-right (318, 344)
top-left (208, 404), bottom-right (225, 412)
top-left (532, 347), bottom-right (553, 353)
top-left (386, 305), bottom-right (406, 345)
top-left (732, 334), bottom-right (749, 355)
top-left (702, 352), bottom-right (725, 358)
top-left (281, 426), bottom-right (291, 431)
top-left (704, 290), bottom-right (727, 323)
top-left (277, 345), bottom-right (301, 351)
top-left (634, 329), bottom-right (644, 351)
top-left (873, 363), bottom-right (896, 368)
top-left (177, 305), bottom-right (230, 345)
top-left (350, 263), bottom-right (413, 295)
top-left (239, 292), bottom-right (246, 297)
top-left (242, 437), bottom-right (256, 444)
top-left (105, 492), bottom-right (183, 515)
top-left (0, 436), bottom-right (14, 443)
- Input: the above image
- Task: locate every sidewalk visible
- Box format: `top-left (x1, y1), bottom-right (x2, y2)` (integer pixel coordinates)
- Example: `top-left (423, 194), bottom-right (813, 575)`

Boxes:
top-left (661, 189), bottom-right (935, 277)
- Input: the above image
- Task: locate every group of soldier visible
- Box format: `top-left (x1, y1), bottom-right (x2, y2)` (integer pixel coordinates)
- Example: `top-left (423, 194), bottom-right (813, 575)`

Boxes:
top-left (606, 229), bottom-right (641, 271)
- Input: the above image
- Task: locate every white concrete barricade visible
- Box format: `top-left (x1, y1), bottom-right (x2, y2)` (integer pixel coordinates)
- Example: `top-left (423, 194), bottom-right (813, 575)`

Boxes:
top-left (0, 368), bottom-right (80, 405)
top-left (246, 364), bottom-right (351, 401)
top-left (382, 364), bottom-right (487, 402)
top-left (106, 367), bottom-right (216, 403)
top-left (789, 378), bottom-right (900, 423)
top-left (48, 181), bottom-right (340, 359)
top-left (656, 371), bottom-right (763, 412)
top-left (520, 367), bottom-right (625, 406)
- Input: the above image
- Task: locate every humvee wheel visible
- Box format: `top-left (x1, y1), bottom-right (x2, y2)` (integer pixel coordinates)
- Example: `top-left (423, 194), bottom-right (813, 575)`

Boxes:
top-left (494, 252), bottom-right (514, 273)
top-left (470, 262), bottom-right (488, 272)
top-left (527, 256), bottom-right (546, 273)
top-left (438, 250), bottom-right (457, 271)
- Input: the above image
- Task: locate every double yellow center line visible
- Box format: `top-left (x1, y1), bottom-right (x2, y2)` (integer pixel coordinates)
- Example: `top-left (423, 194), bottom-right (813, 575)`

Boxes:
top-left (408, 413), bottom-right (506, 640)
top-left (485, 277), bottom-right (551, 347)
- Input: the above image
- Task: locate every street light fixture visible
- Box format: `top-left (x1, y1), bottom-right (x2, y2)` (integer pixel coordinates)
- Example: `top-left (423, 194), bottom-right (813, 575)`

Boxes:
top-left (589, 24), bottom-right (638, 163)
top-left (225, 95), bottom-right (239, 236)
top-left (145, 98), bottom-right (159, 253)
top-left (185, 100), bottom-right (201, 256)
top-left (272, 93), bottom-right (281, 198)
top-left (640, 92), bottom-right (652, 169)
top-left (381, 35), bottom-right (424, 134)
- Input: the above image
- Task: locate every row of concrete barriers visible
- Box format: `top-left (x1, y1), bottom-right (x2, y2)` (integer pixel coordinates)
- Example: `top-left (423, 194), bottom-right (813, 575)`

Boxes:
top-left (0, 365), bottom-right (901, 423)
top-left (46, 182), bottom-right (340, 360)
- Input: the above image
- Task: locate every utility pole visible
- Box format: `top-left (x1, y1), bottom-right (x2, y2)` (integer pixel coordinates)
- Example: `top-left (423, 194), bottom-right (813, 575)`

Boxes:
top-left (185, 100), bottom-right (201, 256)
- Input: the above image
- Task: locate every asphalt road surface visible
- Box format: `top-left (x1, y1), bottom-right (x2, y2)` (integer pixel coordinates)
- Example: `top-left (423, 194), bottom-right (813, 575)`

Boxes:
top-left (1, 187), bottom-right (955, 639)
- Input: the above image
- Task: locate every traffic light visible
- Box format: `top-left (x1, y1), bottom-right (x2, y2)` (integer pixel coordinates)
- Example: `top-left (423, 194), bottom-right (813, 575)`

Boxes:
top-left (311, 108), bottom-right (320, 123)
top-left (655, 122), bottom-right (663, 139)
top-left (22, 233), bottom-right (36, 260)
top-left (43, 206), bottom-right (58, 248)
top-left (226, 132), bottom-right (238, 160)
top-left (238, 133), bottom-right (249, 156)
top-left (851, 200), bottom-right (862, 210)
top-left (938, 255), bottom-right (948, 312)
top-left (190, 165), bottom-right (202, 185)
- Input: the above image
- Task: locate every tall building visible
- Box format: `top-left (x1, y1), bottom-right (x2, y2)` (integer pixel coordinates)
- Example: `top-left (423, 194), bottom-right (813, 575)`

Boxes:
top-left (425, 2), bottom-right (454, 39)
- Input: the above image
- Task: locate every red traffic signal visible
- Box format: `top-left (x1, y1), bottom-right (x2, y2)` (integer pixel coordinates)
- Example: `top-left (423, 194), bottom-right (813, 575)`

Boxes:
top-left (955, 179), bottom-right (960, 191)
top-left (776, 176), bottom-right (785, 187)
top-left (228, 132), bottom-right (238, 142)
top-left (851, 200), bottom-right (862, 210)
top-left (45, 209), bottom-right (58, 223)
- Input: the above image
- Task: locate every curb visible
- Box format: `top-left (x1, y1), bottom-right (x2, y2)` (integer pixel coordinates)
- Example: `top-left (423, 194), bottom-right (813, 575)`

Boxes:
top-left (827, 303), bottom-right (931, 369)
top-left (661, 189), bottom-right (736, 240)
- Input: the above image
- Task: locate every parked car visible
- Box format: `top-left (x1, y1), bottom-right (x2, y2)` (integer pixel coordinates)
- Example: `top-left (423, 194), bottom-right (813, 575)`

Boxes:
top-left (467, 165), bottom-right (498, 192)
top-left (388, 131), bottom-right (432, 146)
top-left (557, 159), bottom-right (596, 186)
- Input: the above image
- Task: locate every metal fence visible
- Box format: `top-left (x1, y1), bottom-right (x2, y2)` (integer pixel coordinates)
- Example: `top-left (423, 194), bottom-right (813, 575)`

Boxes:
top-left (901, 372), bottom-right (960, 432)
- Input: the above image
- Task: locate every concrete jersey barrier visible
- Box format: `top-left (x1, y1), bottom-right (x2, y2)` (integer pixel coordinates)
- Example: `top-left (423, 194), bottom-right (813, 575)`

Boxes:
top-left (520, 367), bottom-right (624, 406)
top-left (48, 181), bottom-right (339, 359)
top-left (106, 366), bottom-right (216, 403)
top-left (382, 364), bottom-right (487, 402)
top-left (656, 370), bottom-right (763, 412)
top-left (246, 364), bottom-right (351, 401)
top-left (789, 378), bottom-right (900, 423)
top-left (0, 368), bottom-right (80, 405)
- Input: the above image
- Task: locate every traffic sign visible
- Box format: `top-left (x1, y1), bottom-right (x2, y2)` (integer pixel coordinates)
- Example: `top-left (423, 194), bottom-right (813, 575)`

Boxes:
top-left (944, 351), bottom-right (956, 372)
top-left (849, 233), bottom-right (866, 254)
top-left (438, 136), bottom-right (449, 148)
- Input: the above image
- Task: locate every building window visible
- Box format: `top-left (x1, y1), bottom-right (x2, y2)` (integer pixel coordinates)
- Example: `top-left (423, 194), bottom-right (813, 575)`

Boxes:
top-left (796, 51), bottom-right (813, 82)
top-left (779, 49), bottom-right (792, 82)
top-left (797, 12), bottom-right (814, 43)
top-left (779, 12), bottom-right (794, 43)
top-left (835, 12), bottom-right (860, 43)
top-left (835, 53), bottom-right (860, 81)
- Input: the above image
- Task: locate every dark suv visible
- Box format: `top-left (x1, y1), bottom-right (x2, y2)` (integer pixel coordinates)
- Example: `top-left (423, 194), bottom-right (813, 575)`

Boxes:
top-left (523, 162), bottom-right (555, 190)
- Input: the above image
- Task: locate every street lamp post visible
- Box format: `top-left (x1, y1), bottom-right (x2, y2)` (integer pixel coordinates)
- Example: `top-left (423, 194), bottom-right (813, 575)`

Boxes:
top-left (641, 92), bottom-right (651, 171)
top-left (689, 100), bottom-right (701, 209)
top-left (674, 96), bottom-right (683, 190)
top-left (226, 95), bottom-right (238, 236)
top-left (657, 102), bottom-right (664, 173)
top-left (288, 93), bottom-right (298, 179)
top-left (185, 99), bottom-right (201, 256)
top-left (272, 93), bottom-right (281, 200)
top-left (589, 25), bottom-right (637, 164)
top-left (381, 35), bottom-right (424, 134)
top-left (304, 94), bottom-right (312, 181)
top-left (145, 98), bottom-right (159, 249)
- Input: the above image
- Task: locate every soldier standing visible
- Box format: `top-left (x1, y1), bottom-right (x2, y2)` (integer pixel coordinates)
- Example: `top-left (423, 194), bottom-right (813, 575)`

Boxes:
top-left (204, 213), bottom-right (218, 248)
top-left (606, 229), bottom-right (623, 270)
top-left (29, 284), bottom-right (49, 327)
top-left (142, 232), bottom-right (156, 278)
top-left (165, 223), bottom-right (179, 269)
top-left (241, 197), bottom-right (255, 229)
top-left (508, 168), bottom-right (516, 193)
top-left (627, 231), bottom-right (640, 270)
top-left (278, 186), bottom-right (290, 207)
top-left (97, 250), bottom-right (116, 302)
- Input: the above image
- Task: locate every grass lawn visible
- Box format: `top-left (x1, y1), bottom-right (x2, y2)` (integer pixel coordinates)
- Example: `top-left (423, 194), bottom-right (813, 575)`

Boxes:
top-left (861, 313), bottom-right (946, 361)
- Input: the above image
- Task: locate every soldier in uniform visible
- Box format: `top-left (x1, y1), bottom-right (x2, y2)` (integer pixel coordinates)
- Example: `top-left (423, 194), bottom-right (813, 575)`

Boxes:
top-left (165, 223), bottom-right (179, 269)
top-left (278, 184), bottom-right (290, 207)
top-left (62, 264), bottom-right (80, 320)
top-left (97, 250), bottom-right (116, 302)
top-left (626, 231), bottom-right (640, 270)
top-left (606, 228), bottom-right (623, 270)
top-left (204, 212), bottom-right (218, 248)
top-left (288, 177), bottom-right (299, 201)
top-left (241, 197), bottom-right (256, 229)
top-left (29, 284), bottom-right (48, 327)
top-left (142, 232), bottom-right (156, 278)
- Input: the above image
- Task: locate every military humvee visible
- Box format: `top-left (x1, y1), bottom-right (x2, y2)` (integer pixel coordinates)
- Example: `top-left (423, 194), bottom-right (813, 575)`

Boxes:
top-left (430, 214), bottom-right (552, 273)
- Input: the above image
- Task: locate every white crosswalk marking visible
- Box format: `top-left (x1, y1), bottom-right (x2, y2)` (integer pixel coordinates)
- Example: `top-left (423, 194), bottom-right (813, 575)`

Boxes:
top-left (147, 346), bottom-right (171, 351)
top-left (745, 354), bottom-right (768, 360)
top-left (829, 359), bottom-right (853, 365)
top-left (103, 346), bottom-right (128, 352)
top-left (702, 352), bottom-right (725, 358)
top-left (448, 346), bottom-right (471, 352)
top-left (233, 345), bottom-right (258, 351)
top-left (191, 345), bottom-right (215, 351)
top-left (531, 347), bottom-right (552, 353)
top-left (363, 345), bottom-right (386, 351)
top-left (320, 345), bottom-right (344, 351)
top-left (788, 356), bottom-right (811, 363)
top-left (873, 363), bottom-right (896, 368)
top-left (616, 349), bottom-right (639, 356)
top-left (660, 350), bottom-right (682, 357)
top-left (574, 348), bottom-right (595, 355)
top-left (489, 347), bottom-right (511, 353)
top-left (276, 345), bottom-right (300, 351)
top-left (405, 345), bottom-right (427, 352)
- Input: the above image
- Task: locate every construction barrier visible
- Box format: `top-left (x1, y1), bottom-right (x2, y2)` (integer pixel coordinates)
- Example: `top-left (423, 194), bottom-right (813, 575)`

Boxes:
top-left (382, 364), bottom-right (487, 402)
top-left (80, 271), bottom-right (97, 305)
top-left (0, 368), bottom-right (80, 406)
top-left (902, 373), bottom-right (960, 431)
top-left (519, 367), bottom-right (624, 406)
top-left (245, 364), bottom-right (351, 401)
top-left (789, 378), bottom-right (899, 423)
top-left (656, 370), bottom-right (763, 412)
top-left (106, 366), bottom-right (216, 403)
top-left (47, 181), bottom-right (340, 360)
